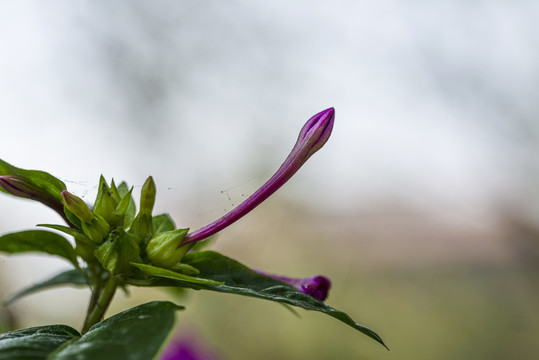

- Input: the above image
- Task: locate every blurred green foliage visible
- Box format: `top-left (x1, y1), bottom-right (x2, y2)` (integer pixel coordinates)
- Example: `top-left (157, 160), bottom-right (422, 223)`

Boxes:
top-left (171, 263), bottom-right (538, 360)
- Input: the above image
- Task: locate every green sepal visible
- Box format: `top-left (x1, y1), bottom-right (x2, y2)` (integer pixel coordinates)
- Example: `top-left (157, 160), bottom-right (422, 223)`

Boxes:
top-left (113, 187), bottom-right (134, 227)
top-left (94, 229), bottom-right (142, 275)
top-left (93, 176), bottom-right (120, 226)
top-left (145, 228), bottom-right (190, 268)
top-left (61, 191), bottom-right (93, 223)
top-left (129, 214), bottom-right (153, 243)
top-left (116, 182), bottom-right (136, 226)
top-left (81, 215), bottom-right (110, 244)
top-left (63, 207), bottom-right (82, 229)
top-left (109, 179), bottom-right (122, 203)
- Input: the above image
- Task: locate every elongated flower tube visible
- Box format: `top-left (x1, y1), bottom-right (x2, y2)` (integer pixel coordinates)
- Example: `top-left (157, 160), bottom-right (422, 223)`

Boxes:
top-left (254, 269), bottom-right (331, 301)
top-left (181, 107), bottom-right (335, 245)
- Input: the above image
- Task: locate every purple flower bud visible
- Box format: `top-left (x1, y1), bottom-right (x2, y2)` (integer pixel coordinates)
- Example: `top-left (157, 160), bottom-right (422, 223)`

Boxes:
top-left (0, 175), bottom-right (67, 222)
top-left (181, 107), bottom-right (335, 245)
top-left (160, 334), bottom-right (222, 360)
top-left (254, 269), bottom-right (332, 301)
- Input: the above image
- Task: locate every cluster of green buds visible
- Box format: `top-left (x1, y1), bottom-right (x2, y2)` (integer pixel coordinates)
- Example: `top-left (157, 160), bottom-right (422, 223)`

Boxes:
top-left (60, 176), bottom-right (191, 276)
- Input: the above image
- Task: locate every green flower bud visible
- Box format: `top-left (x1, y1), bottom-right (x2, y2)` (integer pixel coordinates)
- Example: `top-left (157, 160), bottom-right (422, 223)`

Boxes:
top-left (113, 187), bottom-right (134, 226)
top-left (81, 214), bottom-right (110, 244)
top-left (129, 213), bottom-right (153, 243)
top-left (109, 179), bottom-right (122, 203)
top-left (61, 191), bottom-right (93, 223)
top-left (94, 228), bottom-right (142, 275)
top-left (146, 228), bottom-right (190, 268)
top-left (93, 176), bottom-right (120, 226)
top-left (139, 176), bottom-right (156, 217)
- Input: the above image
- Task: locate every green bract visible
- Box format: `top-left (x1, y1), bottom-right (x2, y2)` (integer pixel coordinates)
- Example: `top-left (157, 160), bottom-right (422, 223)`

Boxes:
top-left (146, 228), bottom-right (190, 268)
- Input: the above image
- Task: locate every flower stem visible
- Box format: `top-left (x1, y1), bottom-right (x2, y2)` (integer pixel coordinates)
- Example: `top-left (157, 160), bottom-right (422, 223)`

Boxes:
top-left (82, 273), bottom-right (117, 334)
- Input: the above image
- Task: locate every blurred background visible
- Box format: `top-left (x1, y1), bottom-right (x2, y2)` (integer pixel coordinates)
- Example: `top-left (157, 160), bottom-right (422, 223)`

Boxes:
top-left (1, 1), bottom-right (539, 359)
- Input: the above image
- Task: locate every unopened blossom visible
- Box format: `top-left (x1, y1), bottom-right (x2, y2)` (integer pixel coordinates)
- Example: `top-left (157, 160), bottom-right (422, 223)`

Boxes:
top-left (181, 107), bottom-right (335, 246)
top-left (0, 174), bottom-right (68, 223)
top-left (254, 269), bottom-right (331, 301)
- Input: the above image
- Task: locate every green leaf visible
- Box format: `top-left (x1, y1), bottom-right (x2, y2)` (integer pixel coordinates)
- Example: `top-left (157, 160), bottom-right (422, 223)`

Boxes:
top-left (0, 325), bottom-right (80, 360)
top-left (51, 301), bottom-right (183, 360)
top-left (4, 269), bottom-right (89, 306)
top-left (152, 214), bottom-right (176, 233)
top-left (37, 224), bottom-right (93, 245)
top-left (136, 251), bottom-right (387, 349)
top-left (130, 263), bottom-right (223, 286)
top-left (0, 230), bottom-right (78, 267)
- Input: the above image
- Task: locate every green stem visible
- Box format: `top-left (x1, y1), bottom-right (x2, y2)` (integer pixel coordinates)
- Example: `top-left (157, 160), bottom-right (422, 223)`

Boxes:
top-left (82, 274), bottom-right (117, 334)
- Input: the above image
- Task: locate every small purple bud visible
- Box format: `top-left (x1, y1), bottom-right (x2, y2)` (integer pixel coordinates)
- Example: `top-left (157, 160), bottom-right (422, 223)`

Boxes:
top-left (254, 269), bottom-right (332, 302)
top-left (181, 107), bottom-right (335, 245)
top-left (0, 175), bottom-right (67, 222)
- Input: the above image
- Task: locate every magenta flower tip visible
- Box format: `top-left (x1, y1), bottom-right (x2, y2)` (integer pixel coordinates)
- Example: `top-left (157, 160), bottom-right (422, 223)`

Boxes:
top-left (181, 107), bottom-right (335, 245)
top-left (253, 269), bottom-right (332, 301)
top-left (300, 275), bottom-right (332, 302)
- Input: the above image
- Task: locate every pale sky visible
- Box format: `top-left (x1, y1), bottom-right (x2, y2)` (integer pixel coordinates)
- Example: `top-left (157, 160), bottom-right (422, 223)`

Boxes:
top-left (1, 1), bottom-right (538, 230)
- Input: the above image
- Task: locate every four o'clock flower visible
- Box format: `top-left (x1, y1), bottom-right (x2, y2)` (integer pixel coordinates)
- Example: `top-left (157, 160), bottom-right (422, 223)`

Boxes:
top-left (253, 269), bottom-right (332, 301)
top-left (180, 107), bottom-right (335, 246)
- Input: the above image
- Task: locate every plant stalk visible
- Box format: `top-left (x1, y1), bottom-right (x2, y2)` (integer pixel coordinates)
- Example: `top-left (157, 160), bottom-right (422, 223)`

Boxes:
top-left (82, 274), bottom-right (117, 334)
